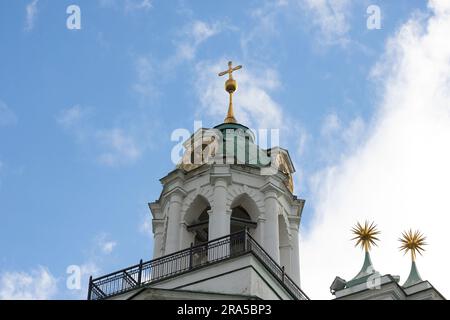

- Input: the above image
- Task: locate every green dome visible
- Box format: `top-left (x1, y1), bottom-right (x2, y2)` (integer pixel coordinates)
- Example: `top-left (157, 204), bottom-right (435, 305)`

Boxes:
top-left (214, 122), bottom-right (255, 142)
top-left (213, 122), bottom-right (269, 167)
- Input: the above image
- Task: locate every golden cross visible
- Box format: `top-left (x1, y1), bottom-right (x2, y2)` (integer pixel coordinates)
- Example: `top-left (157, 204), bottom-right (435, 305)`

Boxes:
top-left (218, 61), bottom-right (243, 124)
top-left (218, 61), bottom-right (242, 80)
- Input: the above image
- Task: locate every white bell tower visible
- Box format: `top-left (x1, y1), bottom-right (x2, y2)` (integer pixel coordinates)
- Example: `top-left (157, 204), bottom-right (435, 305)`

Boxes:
top-left (87, 61), bottom-right (308, 301)
top-left (149, 61), bottom-right (305, 292)
top-left (150, 159), bottom-right (305, 284)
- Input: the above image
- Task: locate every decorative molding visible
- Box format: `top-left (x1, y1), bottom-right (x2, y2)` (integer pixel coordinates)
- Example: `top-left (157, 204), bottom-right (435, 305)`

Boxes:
top-left (210, 164), bottom-right (232, 185)
top-left (160, 216), bottom-right (169, 257)
top-left (148, 201), bottom-right (161, 219)
top-left (163, 186), bottom-right (188, 200)
top-left (227, 184), bottom-right (263, 206)
top-left (279, 207), bottom-right (292, 239)
top-left (260, 181), bottom-right (285, 196)
top-left (226, 184), bottom-right (265, 219)
top-left (180, 185), bottom-right (215, 219)
top-left (152, 218), bottom-right (165, 234)
top-left (160, 169), bottom-right (185, 186)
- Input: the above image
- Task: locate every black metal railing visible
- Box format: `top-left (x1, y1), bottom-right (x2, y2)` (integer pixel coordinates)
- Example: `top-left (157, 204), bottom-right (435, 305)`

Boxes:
top-left (88, 230), bottom-right (309, 300)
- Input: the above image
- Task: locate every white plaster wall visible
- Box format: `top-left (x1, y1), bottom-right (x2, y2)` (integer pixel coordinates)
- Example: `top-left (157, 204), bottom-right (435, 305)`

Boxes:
top-left (151, 254), bottom-right (293, 300)
top-left (150, 164), bottom-right (304, 286)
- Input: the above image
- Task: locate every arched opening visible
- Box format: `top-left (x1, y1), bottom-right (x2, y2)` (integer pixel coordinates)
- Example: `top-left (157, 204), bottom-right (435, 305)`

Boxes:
top-left (229, 193), bottom-right (260, 242)
top-left (230, 206), bottom-right (256, 233)
top-left (191, 206), bottom-right (210, 245)
top-left (183, 195), bottom-right (211, 248)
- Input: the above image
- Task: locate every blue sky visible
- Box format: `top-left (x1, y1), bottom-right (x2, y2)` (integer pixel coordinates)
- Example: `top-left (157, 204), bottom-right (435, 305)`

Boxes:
top-left (3, 0), bottom-right (450, 299)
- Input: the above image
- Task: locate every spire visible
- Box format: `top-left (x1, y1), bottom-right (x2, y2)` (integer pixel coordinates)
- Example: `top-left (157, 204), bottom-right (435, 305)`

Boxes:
top-left (353, 250), bottom-right (375, 280)
top-left (218, 61), bottom-right (242, 124)
top-left (399, 229), bottom-right (427, 287)
top-left (403, 261), bottom-right (423, 287)
top-left (347, 221), bottom-right (380, 286)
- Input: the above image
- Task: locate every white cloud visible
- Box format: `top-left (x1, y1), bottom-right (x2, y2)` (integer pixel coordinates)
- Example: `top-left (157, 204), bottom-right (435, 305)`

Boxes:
top-left (125, 0), bottom-right (152, 12)
top-left (102, 241), bottom-right (117, 254)
top-left (298, 0), bottom-right (352, 46)
top-left (301, 0), bottom-right (450, 299)
top-left (131, 20), bottom-right (224, 103)
top-left (318, 113), bottom-right (366, 163)
top-left (321, 113), bottom-right (341, 136)
top-left (240, 1), bottom-right (289, 61)
top-left (56, 105), bottom-right (89, 130)
top-left (241, 0), bottom-right (353, 49)
top-left (139, 213), bottom-right (152, 235)
top-left (0, 266), bottom-right (57, 300)
top-left (132, 20), bottom-right (222, 99)
top-left (57, 106), bottom-right (143, 167)
top-left (99, 0), bottom-right (152, 12)
top-left (56, 105), bottom-right (93, 144)
top-left (25, 0), bottom-right (39, 32)
top-left (0, 100), bottom-right (18, 126)
top-left (132, 56), bottom-right (159, 99)
top-left (342, 116), bottom-right (364, 146)
top-left (195, 59), bottom-right (284, 130)
top-left (94, 233), bottom-right (118, 255)
top-left (166, 20), bottom-right (223, 68)
top-left (96, 128), bottom-right (141, 166)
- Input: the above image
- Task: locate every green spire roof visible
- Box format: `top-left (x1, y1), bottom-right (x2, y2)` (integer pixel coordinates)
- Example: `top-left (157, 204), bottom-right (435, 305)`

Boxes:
top-left (346, 251), bottom-right (378, 288)
top-left (403, 261), bottom-right (423, 288)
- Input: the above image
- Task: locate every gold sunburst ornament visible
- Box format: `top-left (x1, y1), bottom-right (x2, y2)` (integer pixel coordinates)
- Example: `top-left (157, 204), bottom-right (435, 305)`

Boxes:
top-left (351, 221), bottom-right (380, 252)
top-left (399, 229), bottom-right (427, 261)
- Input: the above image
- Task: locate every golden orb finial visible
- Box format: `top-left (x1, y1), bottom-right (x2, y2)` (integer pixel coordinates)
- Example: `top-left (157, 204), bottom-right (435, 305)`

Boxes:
top-left (351, 221), bottom-right (380, 252)
top-left (218, 61), bottom-right (242, 124)
top-left (399, 229), bottom-right (427, 262)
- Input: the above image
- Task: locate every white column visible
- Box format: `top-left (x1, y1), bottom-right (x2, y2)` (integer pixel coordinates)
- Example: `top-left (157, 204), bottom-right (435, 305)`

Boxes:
top-left (289, 222), bottom-right (301, 285)
top-left (152, 220), bottom-right (165, 259)
top-left (209, 178), bottom-right (230, 241)
top-left (279, 243), bottom-right (292, 276)
top-left (255, 215), bottom-right (266, 244)
top-left (165, 192), bottom-right (183, 254)
top-left (263, 190), bottom-right (280, 263)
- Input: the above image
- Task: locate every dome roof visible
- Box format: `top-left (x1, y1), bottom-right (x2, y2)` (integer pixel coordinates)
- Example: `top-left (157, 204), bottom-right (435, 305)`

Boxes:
top-left (214, 122), bottom-right (255, 142)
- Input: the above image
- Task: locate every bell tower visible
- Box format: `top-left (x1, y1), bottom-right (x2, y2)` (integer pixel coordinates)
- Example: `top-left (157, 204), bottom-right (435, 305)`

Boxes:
top-left (87, 61), bottom-right (308, 301)
top-left (149, 61), bottom-right (305, 287)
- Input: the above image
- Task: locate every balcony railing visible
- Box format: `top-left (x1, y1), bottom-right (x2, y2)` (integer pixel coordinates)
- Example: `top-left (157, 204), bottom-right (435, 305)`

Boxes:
top-left (88, 230), bottom-right (309, 300)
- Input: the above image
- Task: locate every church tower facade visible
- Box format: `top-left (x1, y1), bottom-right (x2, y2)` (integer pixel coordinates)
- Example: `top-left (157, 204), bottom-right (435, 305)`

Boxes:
top-left (88, 61), bottom-right (308, 300)
top-left (149, 129), bottom-right (304, 285)
top-left (149, 61), bottom-right (304, 286)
